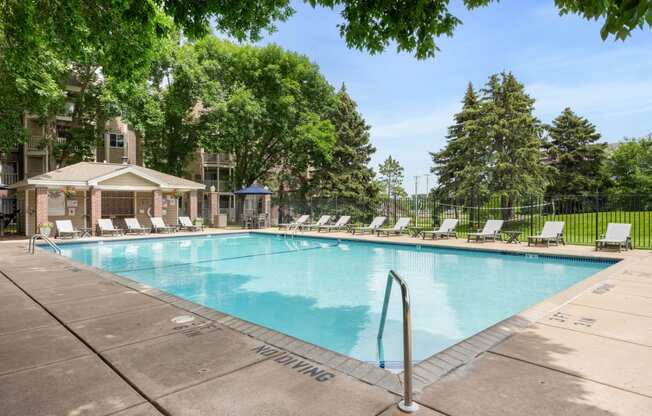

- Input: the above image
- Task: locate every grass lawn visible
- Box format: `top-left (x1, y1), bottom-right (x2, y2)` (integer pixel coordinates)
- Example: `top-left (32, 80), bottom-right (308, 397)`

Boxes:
top-left (406, 210), bottom-right (652, 249)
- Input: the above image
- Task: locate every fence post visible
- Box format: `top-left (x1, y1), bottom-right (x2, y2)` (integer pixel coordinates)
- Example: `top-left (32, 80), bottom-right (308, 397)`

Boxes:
top-left (475, 194), bottom-right (480, 230)
top-left (393, 195), bottom-right (398, 224)
top-left (529, 196), bottom-right (534, 236)
top-left (595, 194), bottom-right (600, 241)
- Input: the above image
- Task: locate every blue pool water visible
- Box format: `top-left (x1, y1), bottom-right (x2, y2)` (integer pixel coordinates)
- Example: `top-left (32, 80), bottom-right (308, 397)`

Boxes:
top-left (54, 233), bottom-right (612, 367)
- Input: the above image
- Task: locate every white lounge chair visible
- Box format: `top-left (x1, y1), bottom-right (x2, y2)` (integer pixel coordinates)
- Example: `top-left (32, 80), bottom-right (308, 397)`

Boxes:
top-left (377, 217), bottom-right (411, 237)
top-left (150, 217), bottom-right (176, 233)
top-left (279, 215), bottom-right (309, 230)
top-left (467, 220), bottom-right (504, 242)
top-left (421, 219), bottom-right (459, 239)
top-left (352, 216), bottom-right (386, 235)
top-left (55, 220), bottom-right (80, 239)
top-left (596, 223), bottom-right (632, 252)
top-left (125, 218), bottom-right (149, 235)
top-left (97, 218), bottom-right (124, 237)
top-left (528, 221), bottom-right (565, 247)
top-left (179, 216), bottom-right (202, 231)
top-left (302, 215), bottom-right (331, 231)
top-left (318, 215), bottom-right (351, 232)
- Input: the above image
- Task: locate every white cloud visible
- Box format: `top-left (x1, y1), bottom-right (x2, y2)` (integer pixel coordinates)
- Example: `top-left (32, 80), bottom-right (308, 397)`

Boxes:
top-left (369, 103), bottom-right (458, 142)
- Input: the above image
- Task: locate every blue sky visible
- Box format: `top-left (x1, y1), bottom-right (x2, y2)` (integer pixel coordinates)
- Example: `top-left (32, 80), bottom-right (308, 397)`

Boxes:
top-left (249, 1), bottom-right (652, 193)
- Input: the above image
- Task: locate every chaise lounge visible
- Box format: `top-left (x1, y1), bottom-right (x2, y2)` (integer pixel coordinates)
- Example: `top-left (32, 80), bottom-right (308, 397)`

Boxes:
top-left (421, 218), bottom-right (459, 239)
top-left (528, 221), bottom-right (565, 247)
top-left (179, 216), bottom-right (203, 231)
top-left (352, 216), bottom-right (386, 235)
top-left (302, 215), bottom-right (331, 231)
top-left (125, 218), bottom-right (150, 235)
top-left (376, 217), bottom-right (411, 237)
top-left (596, 223), bottom-right (632, 252)
top-left (317, 215), bottom-right (351, 232)
top-left (467, 219), bottom-right (504, 242)
top-left (279, 215), bottom-right (309, 230)
top-left (97, 218), bottom-right (125, 237)
top-left (150, 217), bottom-right (176, 233)
top-left (55, 220), bottom-right (81, 239)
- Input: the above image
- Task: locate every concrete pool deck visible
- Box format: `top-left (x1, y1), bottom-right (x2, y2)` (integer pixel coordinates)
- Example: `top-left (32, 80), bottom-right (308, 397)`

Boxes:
top-left (1, 230), bottom-right (652, 415)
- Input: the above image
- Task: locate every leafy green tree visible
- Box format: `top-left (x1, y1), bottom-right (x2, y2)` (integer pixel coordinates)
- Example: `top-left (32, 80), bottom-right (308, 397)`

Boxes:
top-left (378, 156), bottom-right (406, 198)
top-left (431, 83), bottom-right (489, 201)
top-left (545, 108), bottom-right (608, 196)
top-left (310, 85), bottom-right (379, 201)
top-left (194, 38), bottom-right (337, 189)
top-left (607, 136), bottom-right (652, 199)
top-left (3, 0), bottom-right (651, 153)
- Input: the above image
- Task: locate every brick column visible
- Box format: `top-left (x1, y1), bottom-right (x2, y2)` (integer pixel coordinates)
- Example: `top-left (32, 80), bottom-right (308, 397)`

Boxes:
top-left (153, 190), bottom-right (162, 217)
top-left (208, 192), bottom-right (219, 227)
top-left (35, 188), bottom-right (49, 234)
top-left (189, 190), bottom-right (198, 221)
top-left (89, 187), bottom-right (102, 235)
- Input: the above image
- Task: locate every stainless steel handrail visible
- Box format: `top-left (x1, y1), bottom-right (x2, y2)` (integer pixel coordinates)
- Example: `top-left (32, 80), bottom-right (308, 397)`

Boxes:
top-left (29, 233), bottom-right (62, 255)
top-left (377, 270), bottom-right (419, 413)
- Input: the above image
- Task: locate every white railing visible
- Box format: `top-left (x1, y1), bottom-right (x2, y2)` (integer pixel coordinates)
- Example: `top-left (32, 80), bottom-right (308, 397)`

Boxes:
top-left (0, 173), bottom-right (18, 185)
top-left (27, 136), bottom-right (46, 152)
top-left (204, 179), bottom-right (233, 193)
top-left (204, 153), bottom-right (233, 165)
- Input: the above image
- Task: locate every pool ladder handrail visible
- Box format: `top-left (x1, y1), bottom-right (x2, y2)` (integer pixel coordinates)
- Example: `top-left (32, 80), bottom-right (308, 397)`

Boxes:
top-left (28, 233), bottom-right (62, 255)
top-left (377, 270), bottom-right (419, 413)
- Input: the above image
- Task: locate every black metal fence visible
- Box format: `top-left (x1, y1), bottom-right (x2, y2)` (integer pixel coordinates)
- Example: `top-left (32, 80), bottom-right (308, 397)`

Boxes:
top-left (274, 194), bottom-right (652, 249)
top-left (0, 196), bottom-right (18, 236)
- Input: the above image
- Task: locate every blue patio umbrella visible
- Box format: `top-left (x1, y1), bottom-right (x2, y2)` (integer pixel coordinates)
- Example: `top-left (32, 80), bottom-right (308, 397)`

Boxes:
top-left (234, 185), bottom-right (272, 195)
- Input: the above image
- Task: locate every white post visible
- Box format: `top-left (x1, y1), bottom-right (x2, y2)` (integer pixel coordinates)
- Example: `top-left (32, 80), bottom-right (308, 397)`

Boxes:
top-left (413, 176), bottom-right (419, 227)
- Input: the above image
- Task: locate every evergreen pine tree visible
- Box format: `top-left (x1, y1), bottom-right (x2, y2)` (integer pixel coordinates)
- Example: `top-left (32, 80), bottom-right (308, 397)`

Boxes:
top-left (480, 72), bottom-right (548, 203)
top-left (545, 108), bottom-right (607, 196)
top-left (311, 85), bottom-right (379, 202)
top-left (431, 82), bottom-right (488, 201)
top-left (378, 155), bottom-right (406, 198)
top-left (431, 73), bottom-right (548, 208)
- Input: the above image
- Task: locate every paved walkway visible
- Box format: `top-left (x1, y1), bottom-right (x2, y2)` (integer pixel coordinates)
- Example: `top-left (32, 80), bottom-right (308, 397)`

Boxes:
top-left (1, 232), bottom-right (652, 415)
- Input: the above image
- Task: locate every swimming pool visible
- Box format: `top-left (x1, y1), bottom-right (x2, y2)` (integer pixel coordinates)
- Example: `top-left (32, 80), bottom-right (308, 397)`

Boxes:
top-left (54, 233), bottom-right (612, 367)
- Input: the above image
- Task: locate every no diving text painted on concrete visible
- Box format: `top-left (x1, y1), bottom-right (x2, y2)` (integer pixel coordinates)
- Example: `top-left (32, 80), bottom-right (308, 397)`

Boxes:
top-left (252, 345), bottom-right (336, 382)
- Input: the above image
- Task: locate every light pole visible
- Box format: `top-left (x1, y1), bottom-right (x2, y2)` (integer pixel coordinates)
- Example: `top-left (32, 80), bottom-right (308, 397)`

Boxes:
top-left (413, 176), bottom-right (419, 227)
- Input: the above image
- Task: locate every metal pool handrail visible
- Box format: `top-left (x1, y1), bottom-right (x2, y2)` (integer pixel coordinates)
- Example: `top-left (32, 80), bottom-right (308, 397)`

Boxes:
top-left (29, 233), bottom-right (62, 255)
top-left (377, 270), bottom-right (419, 413)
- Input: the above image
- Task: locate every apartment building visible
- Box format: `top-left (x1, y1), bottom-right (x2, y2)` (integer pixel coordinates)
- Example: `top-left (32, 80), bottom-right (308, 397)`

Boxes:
top-left (185, 149), bottom-right (236, 223)
top-left (0, 77), bottom-right (239, 230)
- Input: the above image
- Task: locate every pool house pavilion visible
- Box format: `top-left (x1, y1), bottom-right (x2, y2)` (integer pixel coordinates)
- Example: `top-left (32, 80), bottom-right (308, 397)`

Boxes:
top-left (9, 161), bottom-right (206, 236)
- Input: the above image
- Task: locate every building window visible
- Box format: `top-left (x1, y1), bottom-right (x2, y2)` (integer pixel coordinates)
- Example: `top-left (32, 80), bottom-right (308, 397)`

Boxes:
top-left (109, 133), bottom-right (124, 148)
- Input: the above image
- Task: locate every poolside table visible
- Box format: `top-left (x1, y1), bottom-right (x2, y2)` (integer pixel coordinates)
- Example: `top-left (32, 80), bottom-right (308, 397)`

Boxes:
top-left (408, 226), bottom-right (428, 238)
top-left (79, 227), bottom-right (93, 238)
top-left (503, 230), bottom-right (522, 244)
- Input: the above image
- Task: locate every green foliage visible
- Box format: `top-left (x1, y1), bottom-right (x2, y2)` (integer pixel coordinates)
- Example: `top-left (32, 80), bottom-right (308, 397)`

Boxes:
top-left (482, 73), bottom-right (548, 202)
top-left (431, 83), bottom-right (489, 201)
top-left (433, 73), bottom-right (548, 204)
top-left (378, 156), bottom-right (406, 198)
top-left (194, 38), bottom-right (337, 189)
top-left (310, 85), bottom-right (379, 202)
top-left (136, 41), bottom-right (220, 176)
top-left (545, 108), bottom-right (608, 196)
top-left (607, 136), bottom-right (652, 199)
top-left (0, 1), bottom-right (175, 151)
top-left (555, 0), bottom-right (652, 40)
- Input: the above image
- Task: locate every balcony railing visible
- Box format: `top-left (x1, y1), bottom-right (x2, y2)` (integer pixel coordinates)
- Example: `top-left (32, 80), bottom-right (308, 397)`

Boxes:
top-left (27, 136), bottom-right (46, 152)
top-left (204, 153), bottom-right (233, 165)
top-left (204, 179), bottom-right (233, 193)
top-left (0, 173), bottom-right (18, 186)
